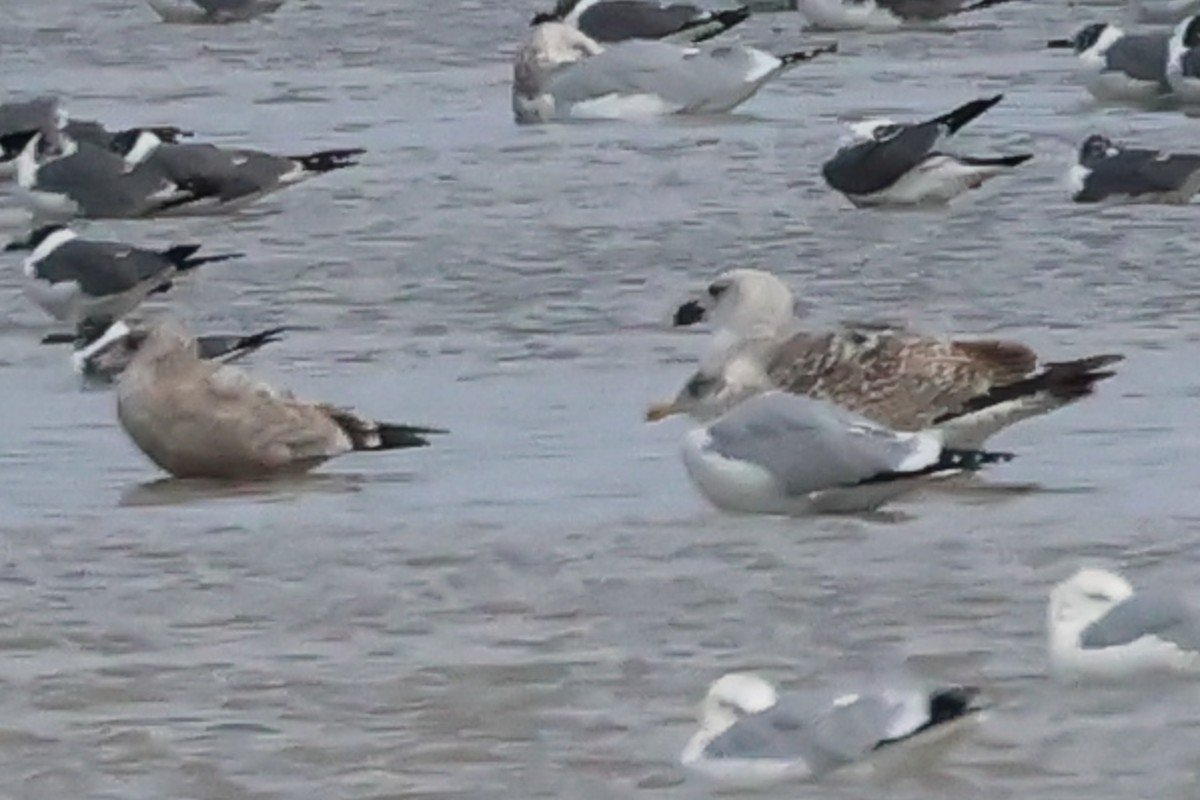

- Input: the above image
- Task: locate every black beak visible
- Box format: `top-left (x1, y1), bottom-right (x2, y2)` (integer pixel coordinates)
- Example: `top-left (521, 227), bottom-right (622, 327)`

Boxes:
top-left (1046, 38), bottom-right (1073, 48)
top-left (3, 239), bottom-right (29, 252)
top-left (0, 128), bottom-right (41, 159)
top-left (673, 300), bottom-right (707, 327)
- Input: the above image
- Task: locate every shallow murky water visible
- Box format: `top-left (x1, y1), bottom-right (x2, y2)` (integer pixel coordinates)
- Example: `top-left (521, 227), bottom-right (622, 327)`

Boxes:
top-left (2, 1), bottom-right (1200, 798)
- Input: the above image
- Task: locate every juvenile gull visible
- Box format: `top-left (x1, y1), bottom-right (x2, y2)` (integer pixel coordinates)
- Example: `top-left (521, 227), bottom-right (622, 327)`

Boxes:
top-left (682, 670), bottom-right (984, 785)
top-left (532, 0), bottom-right (751, 43)
top-left (512, 20), bottom-right (837, 123)
top-left (112, 130), bottom-right (365, 214)
top-left (1048, 568), bottom-right (1200, 680)
top-left (115, 319), bottom-right (445, 479)
top-left (821, 95), bottom-right (1032, 207)
top-left (55, 318), bottom-right (286, 385)
top-left (793, 0), bottom-right (1018, 31)
top-left (1166, 14), bottom-right (1200, 101)
top-left (648, 269), bottom-right (1123, 448)
top-left (1047, 23), bottom-right (1171, 104)
top-left (1068, 133), bottom-right (1200, 203)
top-left (5, 224), bottom-right (241, 325)
top-left (146, 0), bottom-right (285, 23)
top-left (679, 390), bottom-right (1013, 514)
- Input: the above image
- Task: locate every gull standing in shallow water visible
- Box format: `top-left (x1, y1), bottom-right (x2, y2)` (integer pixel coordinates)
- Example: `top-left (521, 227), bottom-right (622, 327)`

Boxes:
top-left (531, 0), bottom-right (751, 43)
top-left (647, 269), bottom-right (1123, 449)
top-left (682, 670), bottom-right (985, 785)
top-left (114, 319), bottom-right (445, 479)
top-left (1046, 23), bottom-right (1171, 105)
top-left (821, 95), bottom-right (1032, 208)
top-left (512, 20), bottom-right (837, 123)
top-left (1048, 568), bottom-right (1200, 680)
top-left (679, 390), bottom-right (1013, 514)
top-left (1068, 134), bottom-right (1200, 204)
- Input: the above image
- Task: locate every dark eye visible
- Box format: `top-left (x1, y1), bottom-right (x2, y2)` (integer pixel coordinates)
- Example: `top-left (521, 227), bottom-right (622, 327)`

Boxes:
top-left (707, 283), bottom-right (728, 299)
top-left (685, 374), bottom-right (720, 398)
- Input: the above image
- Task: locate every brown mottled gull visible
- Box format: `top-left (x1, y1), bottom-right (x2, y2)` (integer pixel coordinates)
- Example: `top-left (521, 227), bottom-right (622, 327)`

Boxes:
top-left (115, 319), bottom-right (445, 479)
top-left (646, 268), bottom-right (1123, 448)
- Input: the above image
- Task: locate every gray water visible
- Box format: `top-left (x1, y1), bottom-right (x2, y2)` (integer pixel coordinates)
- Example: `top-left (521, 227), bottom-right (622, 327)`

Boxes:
top-left (2, 1), bottom-right (1200, 798)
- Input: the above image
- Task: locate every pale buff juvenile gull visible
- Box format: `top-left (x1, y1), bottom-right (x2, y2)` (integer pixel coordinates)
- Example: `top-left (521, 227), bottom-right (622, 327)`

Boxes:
top-left (1048, 567), bottom-right (1200, 681)
top-left (682, 669), bottom-right (985, 786)
top-left (646, 269), bottom-right (1123, 449)
top-left (115, 319), bottom-right (445, 479)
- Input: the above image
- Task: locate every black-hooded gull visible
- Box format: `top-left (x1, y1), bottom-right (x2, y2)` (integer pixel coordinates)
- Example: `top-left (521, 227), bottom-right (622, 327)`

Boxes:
top-left (1068, 133), bottom-right (1200, 204)
top-left (1046, 23), bottom-right (1171, 104)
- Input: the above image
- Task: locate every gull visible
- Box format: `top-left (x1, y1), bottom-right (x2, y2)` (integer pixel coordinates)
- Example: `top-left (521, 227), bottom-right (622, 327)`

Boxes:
top-left (112, 130), bottom-right (366, 214)
top-left (531, 0), bottom-right (751, 43)
top-left (512, 20), bottom-right (837, 123)
top-left (115, 319), bottom-right (445, 479)
top-left (1048, 567), bottom-right (1200, 680)
top-left (1167, 14), bottom-right (1200, 102)
top-left (4, 224), bottom-right (241, 325)
top-left (792, 0), bottom-right (1018, 32)
top-left (647, 269), bottom-right (1123, 449)
top-left (52, 318), bottom-right (287, 385)
top-left (1068, 133), bottom-right (1200, 203)
top-left (1047, 23), bottom-right (1171, 104)
top-left (146, 0), bottom-right (286, 23)
top-left (821, 95), bottom-right (1032, 207)
top-left (682, 669), bottom-right (984, 785)
top-left (678, 390), bottom-right (1013, 514)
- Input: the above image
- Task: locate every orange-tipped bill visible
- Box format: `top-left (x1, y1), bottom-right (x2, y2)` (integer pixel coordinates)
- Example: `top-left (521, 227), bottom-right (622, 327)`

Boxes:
top-left (645, 399), bottom-right (682, 422)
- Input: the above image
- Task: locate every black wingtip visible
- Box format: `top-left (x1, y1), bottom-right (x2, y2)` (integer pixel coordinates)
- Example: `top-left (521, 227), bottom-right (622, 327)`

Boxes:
top-left (958, 152), bottom-right (1034, 168)
top-left (937, 448), bottom-right (1015, 473)
top-left (957, 0), bottom-right (1019, 14)
top-left (290, 148), bottom-right (366, 173)
top-left (933, 95), bottom-right (1004, 135)
top-left (673, 300), bottom-right (707, 327)
top-left (377, 423), bottom-right (449, 450)
top-left (1046, 38), bottom-right (1073, 48)
top-left (40, 332), bottom-right (78, 345)
top-left (780, 41), bottom-right (838, 65)
top-left (715, 5), bottom-right (752, 27)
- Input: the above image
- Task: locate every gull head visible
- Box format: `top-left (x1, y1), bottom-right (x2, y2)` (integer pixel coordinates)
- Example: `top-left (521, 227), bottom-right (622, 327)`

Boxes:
top-left (1178, 15), bottom-right (1200, 49)
top-left (845, 118), bottom-right (900, 144)
top-left (1078, 133), bottom-right (1119, 165)
top-left (1047, 22), bottom-right (1117, 55)
top-left (521, 20), bottom-right (604, 69)
top-left (1048, 567), bottom-right (1134, 642)
top-left (673, 268), bottom-right (797, 346)
top-left (71, 318), bottom-right (134, 380)
top-left (681, 671), bottom-right (779, 763)
top-left (645, 356), bottom-right (771, 424)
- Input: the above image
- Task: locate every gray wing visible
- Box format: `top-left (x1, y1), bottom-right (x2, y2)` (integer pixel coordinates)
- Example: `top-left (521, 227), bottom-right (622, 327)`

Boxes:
top-left (192, 0), bottom-right (250, 11)
top-left (704, 392), bottom-right (931, 495)
top-left (875, 0), bottom-right (961, 20)
top-left (34, 241), bottom-right (171, 296)
top-left (1081, 591), bottom-right (1200, 652)
top-left (145, 144), bottom-right (282, 200)
top-left (0, 97), bottom-right (59, 136)
top-left (1078, 149), bottom-right (1200, 200)
top-left (34, 143), bottom-right (181, 217)
top-left (822, 122), bottom-right (940, 196)
top-left (577, 1), bottom-right (705, 41)
top-left (547, 41), bottom-right (775, 110)
top-left (1104, 34), bottom-right (1169, 83)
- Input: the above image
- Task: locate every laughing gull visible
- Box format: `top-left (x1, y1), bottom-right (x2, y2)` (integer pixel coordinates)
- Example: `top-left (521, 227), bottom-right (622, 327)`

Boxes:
top-left (532, 0), bottom-right (751, 43)
top-left (1167, 14), bottom-right (1200, 101)
top-left (1048, 568), bottom-right (1200, 680)
top-left (111, 130), bottom-right (365, 213)
top-left (4, 224), bottom-right (241, 326)
top-left (1047, 23), bottom-right (1171, 104)
top-left (512, 20), bottom-right (837, 123)
top-left (10, 130), bottom-right (212, 220)
top-left (647, 269), bottom-right (1123, 448)
top-left (793, 0), bottom-right (1017, 31)
top-left (682, 669), bottom-right (984, 785)
top-left (58, 318), bottom-right (287, 385)
top-left (115, 318), bottom-right (446, 479)
top-left (677, 390), bottom-right (1013, 514)
top-left (1068, 133), bottom-right (1200, 203)
top-left (821, 95), bottom-right (1031, 207)
top-left (146, 0), bottom-right (285, 23)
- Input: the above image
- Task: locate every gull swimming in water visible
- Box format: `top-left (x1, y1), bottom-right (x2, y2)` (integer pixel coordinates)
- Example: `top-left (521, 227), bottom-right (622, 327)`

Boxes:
top-left (1046, 23), bottom-right (1171, 104)
top-left (146, 0), bottom-right (285, 23)
top-left (647, 269), bottom-right (1123, 449)
top-left (115, 319), bottom-right (445, 479)
top-left (1048, 567), bottom-right (1200, 680)
top-left (4, 224), bottom-right (241, 326)
top-left (1166, 14), bottom-right (1200, 102)
top-left (1068, 133), bottom-right (1200, 203)
top-left (791, 0), bottom-right (1017, 31)
top-left (679, 390), bottom-right (1012, 514)
top-left (682, 669), bottom-right (985, 785)
top-left (821, 95), bottom-right (1032, 207)
top-left (512, 20), bottom-right (837, 123)
top-left (532, 0), bottom-right (751, 43)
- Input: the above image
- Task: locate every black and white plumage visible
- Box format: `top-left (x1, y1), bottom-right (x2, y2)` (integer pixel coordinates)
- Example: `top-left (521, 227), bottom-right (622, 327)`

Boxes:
top-left (821, 95), bottom-right (1032, 207)
top-left (533, 0), bottom-right (751, 44)
top-left (111, 130), bottom-right (366, 214)
top-left (1167, 14), bottom-right (1200, 103)
top-left (1047, 23), bottom-right (1171, 104)
top-left (1068, 134), bottom-right (1200, 204)
top-left (793, 0), bottom-right (1017, 31)
top-left (146, 0), bottom-right (285, 23)
top-left (681, 670), bottom-right (985, 785)
top-left (4, 224), bottom-right (241, 325)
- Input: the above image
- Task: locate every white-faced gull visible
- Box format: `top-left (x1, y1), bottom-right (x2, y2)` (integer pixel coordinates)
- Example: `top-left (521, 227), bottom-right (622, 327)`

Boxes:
top-left (1046, 23), bottom-right (1171, 104)
top-left (512, 20), bottom-right (837, 123)
top-left (1068, 134), bottom-right (1200, 204)
top-left (821, 95), bottom-right (1032, 208)
top-left (146, 0), bottom-right (285, 23)
top-left (115, 319), bottom-right (445, 479)
top-left (1167, 14), bottom-right (1200, 102)
top-left (679, 390), bottom-right (1013, 514)
top-left (532, 0), bottom-right (751, 43)
top-left (1048, 568), bottom-right (1200, 680)
top-left (647, 269), bottom-right (1123, 449)
top-left (681, 670), bottom-right (984, 785)
top-left (4, 224), bottom-right (241, 326)
top-left (792, 0), bottom-right (1016, 31)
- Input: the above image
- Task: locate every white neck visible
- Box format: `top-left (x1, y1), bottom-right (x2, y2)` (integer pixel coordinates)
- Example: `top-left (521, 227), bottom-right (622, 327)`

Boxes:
top-left (14, 134), bottom-right (42, 188)
top-left (561, 0), bottom-right (601, 24)
top-left (72, 320), bottom-right (131, 374)
top-left (124, 131), bottom-right (163, 166)
top-left (680, 707), bottom-right (739, 764)
top-left (28, 228), bottom-right (78, 265)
